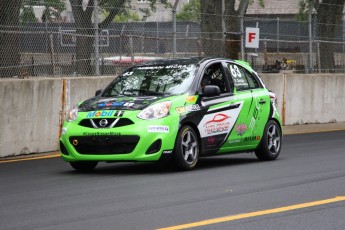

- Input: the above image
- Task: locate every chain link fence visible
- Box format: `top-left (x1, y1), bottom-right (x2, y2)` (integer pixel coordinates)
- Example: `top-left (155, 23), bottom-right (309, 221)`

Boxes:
top-left (1, 1), bottom-right (344, 78)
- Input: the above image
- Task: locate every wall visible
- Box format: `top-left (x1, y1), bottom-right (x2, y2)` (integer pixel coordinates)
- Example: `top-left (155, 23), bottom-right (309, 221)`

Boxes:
top-left (0, 73), bottom-right (344, 157)
top-left (284, 74), bottom-right (345, 125)
top-left (0, 77), bottom-right (113, 157)
top-left (260, 73), bottom-right (345, 125)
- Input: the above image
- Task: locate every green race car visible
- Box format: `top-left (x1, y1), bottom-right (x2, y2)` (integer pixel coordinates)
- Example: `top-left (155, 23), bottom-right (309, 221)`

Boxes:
top-left (60, 57), bottom-right (282, 171)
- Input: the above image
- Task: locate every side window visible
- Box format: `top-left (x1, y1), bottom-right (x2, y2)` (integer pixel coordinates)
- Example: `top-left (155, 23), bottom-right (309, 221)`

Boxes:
top-left (200, 63), bottom-right (228, 94)
top-left (227, 63), bottom-right (250, 91)
top-left (243, 69), bottom-right (261, 89)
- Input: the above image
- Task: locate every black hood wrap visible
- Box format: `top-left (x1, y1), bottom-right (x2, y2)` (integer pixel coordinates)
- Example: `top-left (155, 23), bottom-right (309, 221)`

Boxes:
top-left (78, 96), bottom-right (167, 112)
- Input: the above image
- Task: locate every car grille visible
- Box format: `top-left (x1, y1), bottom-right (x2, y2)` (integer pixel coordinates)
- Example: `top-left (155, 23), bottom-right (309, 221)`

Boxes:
top-left (79, 118), bottom-right (134, 129)
top-left (69, 135), bottom-right (140, 155)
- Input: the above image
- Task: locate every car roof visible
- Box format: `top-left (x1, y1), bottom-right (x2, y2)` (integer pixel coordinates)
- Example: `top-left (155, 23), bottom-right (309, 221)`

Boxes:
top-left (133, 57), bottom-right (236, 67)
top-left (130, 57), bottom-right (255, 74)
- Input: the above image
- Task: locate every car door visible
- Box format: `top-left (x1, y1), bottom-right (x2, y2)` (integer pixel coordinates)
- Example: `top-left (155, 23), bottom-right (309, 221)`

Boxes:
top-left (219, 61), bottom-right (271, 151)
top-left (195, 61), bottom-right (245, 155)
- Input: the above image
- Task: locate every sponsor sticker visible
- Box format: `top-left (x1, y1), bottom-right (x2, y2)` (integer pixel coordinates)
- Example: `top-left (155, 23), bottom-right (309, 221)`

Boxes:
top-left (162, 150), bottom-right (173, 154)
top-left (82, 132), bottom-right (121, 136)
top-left (176, 104), bottom-right (201, 114)
top-left (244, 136), bottom-right (261, 142)
top-left (137, 65), bottom-right (187, 70)
top-left (229, 139), bottom-right (241, 144)
top-left (176, 107), bottom-right (187, 114)
top-left (114, 111), bottom-right (124, 117)
top-left (86, 110), bottom-right (114, 118)
top-left (147, 125), bottom-right (170, 133)
top-left (61, 127), bottom-right (67, 135)
top-left (186, 104), bottom-right (200, 112)
top-left (197, 101), bottom-right (243, 138)
top-left (185, 96), bottom-right (197, 103)
top-left (207, 136), bottom-right (216, 145)
top-left (97, 102), bottom-right (125, 108)
top-left (235, 124), bottom-right (247, 136)
top-left (203, 114), bottom-right (231, 135)
top-left (124, 102), bottom-right (135, 107)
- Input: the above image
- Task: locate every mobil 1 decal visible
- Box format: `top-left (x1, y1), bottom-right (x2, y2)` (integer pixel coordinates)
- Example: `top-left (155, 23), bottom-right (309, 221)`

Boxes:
top-left (197, 101), bottom-right (244, 139)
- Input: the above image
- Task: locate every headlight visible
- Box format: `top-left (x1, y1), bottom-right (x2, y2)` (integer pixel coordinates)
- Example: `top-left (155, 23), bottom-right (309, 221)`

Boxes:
top-left (66, 106), bottom-right (78, 121)
top-left (137, 101), bottom-right (171, 120)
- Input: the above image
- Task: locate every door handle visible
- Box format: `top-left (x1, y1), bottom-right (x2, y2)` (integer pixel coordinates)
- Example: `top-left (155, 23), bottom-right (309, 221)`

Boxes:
top-left (259, 99), bottom-right (266, 105)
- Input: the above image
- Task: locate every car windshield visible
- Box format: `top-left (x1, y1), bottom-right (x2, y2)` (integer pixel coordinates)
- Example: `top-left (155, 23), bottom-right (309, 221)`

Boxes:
top-left (102, 64), bottom-right (197, 97)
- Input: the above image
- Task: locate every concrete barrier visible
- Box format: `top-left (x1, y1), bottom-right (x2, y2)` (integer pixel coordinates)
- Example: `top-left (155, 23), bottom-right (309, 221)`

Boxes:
top-left (0, 77), bottom-right (113, 157)
top-left (261, 73), bottom-right (345, 125)
top-left (0, 73), bottom-right (344, 157)
top-left (284, 74), bottom-right (345, 125)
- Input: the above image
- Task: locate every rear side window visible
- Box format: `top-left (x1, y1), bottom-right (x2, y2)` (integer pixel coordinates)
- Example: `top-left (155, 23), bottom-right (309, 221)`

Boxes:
top-left (226, 63), bottom-right (260, 91)
top-left (243, 69), bottom-right (260, 89)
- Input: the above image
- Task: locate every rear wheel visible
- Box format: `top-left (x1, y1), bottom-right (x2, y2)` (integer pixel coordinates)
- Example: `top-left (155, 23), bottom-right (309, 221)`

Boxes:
top-left (70, 161), bottom-right (98, 172)
top-left (173, 125), bottom-right (199, 170)
top-left (255, 120), bottom-right (282, 161)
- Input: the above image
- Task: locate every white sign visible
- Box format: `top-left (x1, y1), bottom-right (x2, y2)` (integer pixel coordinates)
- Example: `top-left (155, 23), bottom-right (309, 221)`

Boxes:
top-left (245, 27), bottom-right (260, 49)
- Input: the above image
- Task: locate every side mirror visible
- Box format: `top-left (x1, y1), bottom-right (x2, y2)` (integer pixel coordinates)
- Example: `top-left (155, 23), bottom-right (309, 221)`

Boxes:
top-left (203, 85), bottom-right (220, 97)
top-left (95, 89), bottom-right (102, 96)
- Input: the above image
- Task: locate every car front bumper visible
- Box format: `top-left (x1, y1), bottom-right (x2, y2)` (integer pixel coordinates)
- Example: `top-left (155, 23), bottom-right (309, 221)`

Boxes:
top-left (59, 112), bottom-right (178, 162)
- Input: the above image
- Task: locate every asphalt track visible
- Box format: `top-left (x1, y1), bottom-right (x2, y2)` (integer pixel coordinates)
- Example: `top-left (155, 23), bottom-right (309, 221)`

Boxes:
top-left (1, 130), bottom-right (345, 230)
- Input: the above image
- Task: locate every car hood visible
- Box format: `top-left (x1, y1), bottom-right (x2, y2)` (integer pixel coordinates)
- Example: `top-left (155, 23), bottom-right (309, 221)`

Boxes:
top-left (78, 96), bottom-right (168, 112)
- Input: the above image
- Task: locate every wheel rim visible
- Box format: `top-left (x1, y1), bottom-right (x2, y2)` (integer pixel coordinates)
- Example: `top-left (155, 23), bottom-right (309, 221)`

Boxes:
top-left (181, 130), bottom-right (198, 165)
top-left (267, 124), bottom-right (281, 155)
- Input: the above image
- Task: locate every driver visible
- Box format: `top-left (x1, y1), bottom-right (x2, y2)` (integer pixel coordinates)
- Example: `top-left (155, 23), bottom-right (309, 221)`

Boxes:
top-left (200, 72), bottom-right (212, 89)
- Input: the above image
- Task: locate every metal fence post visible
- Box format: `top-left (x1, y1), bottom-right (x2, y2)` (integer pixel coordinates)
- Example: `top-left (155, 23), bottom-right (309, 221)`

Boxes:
top-left (120, 25), bottom-right (125, 59)
top-left (172, 0), bottom-right (180, 58)
top-left (49, 33), bottom-right (55, 76)
top-left (308, 4), bottom-right (313, 73)
top-left (277, 17), bottom-right (280, 53)
top-left (130, 35), bottom-right (134, 65)
top-left (240, 16), bottom-right (244, 60)
top-left (94, 0), bottom-right (100, 76)
top-left (156, 21), bottom-right (159, 54)
top-left (317, 40), bottom-right (321, 73)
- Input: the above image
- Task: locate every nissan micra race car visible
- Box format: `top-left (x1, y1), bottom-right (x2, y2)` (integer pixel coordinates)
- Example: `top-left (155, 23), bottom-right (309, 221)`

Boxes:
top-left (60, 57), bottom-right (282, 171)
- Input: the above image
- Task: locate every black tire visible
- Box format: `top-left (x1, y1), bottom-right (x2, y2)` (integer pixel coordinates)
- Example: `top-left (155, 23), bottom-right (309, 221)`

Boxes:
top-left (173, 125), bottom-right (200, 170)
top-left (255, 120), bottom-right (282, 161)
top-left (70, 161), bottom-right (98, 172)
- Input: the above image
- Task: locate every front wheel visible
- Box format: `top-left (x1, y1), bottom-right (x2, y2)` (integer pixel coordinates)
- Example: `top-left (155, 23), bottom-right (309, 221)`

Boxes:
top-left (255, 120), bottom-right (282, 161)
top-left (70, 161), bottom-right (98, 172)
top-left (173, 125), bottom-right (200, 170)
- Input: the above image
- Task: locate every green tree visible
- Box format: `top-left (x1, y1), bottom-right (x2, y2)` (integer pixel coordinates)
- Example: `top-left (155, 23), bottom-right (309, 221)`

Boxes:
top-left (176, 0), bottom-right (200, 22)
top-left (41, 0), bottom-right (66, 22)
top-left (298, 0), bottom-right (344, 72)
top-left (20, 5), bottom-right (37, 23)
top-left (102, 10), bottom-right (140, 22)
top-left (113, 11), bottom-right (140, 22)
top-left (20, 0), bottom-right (66, 23)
